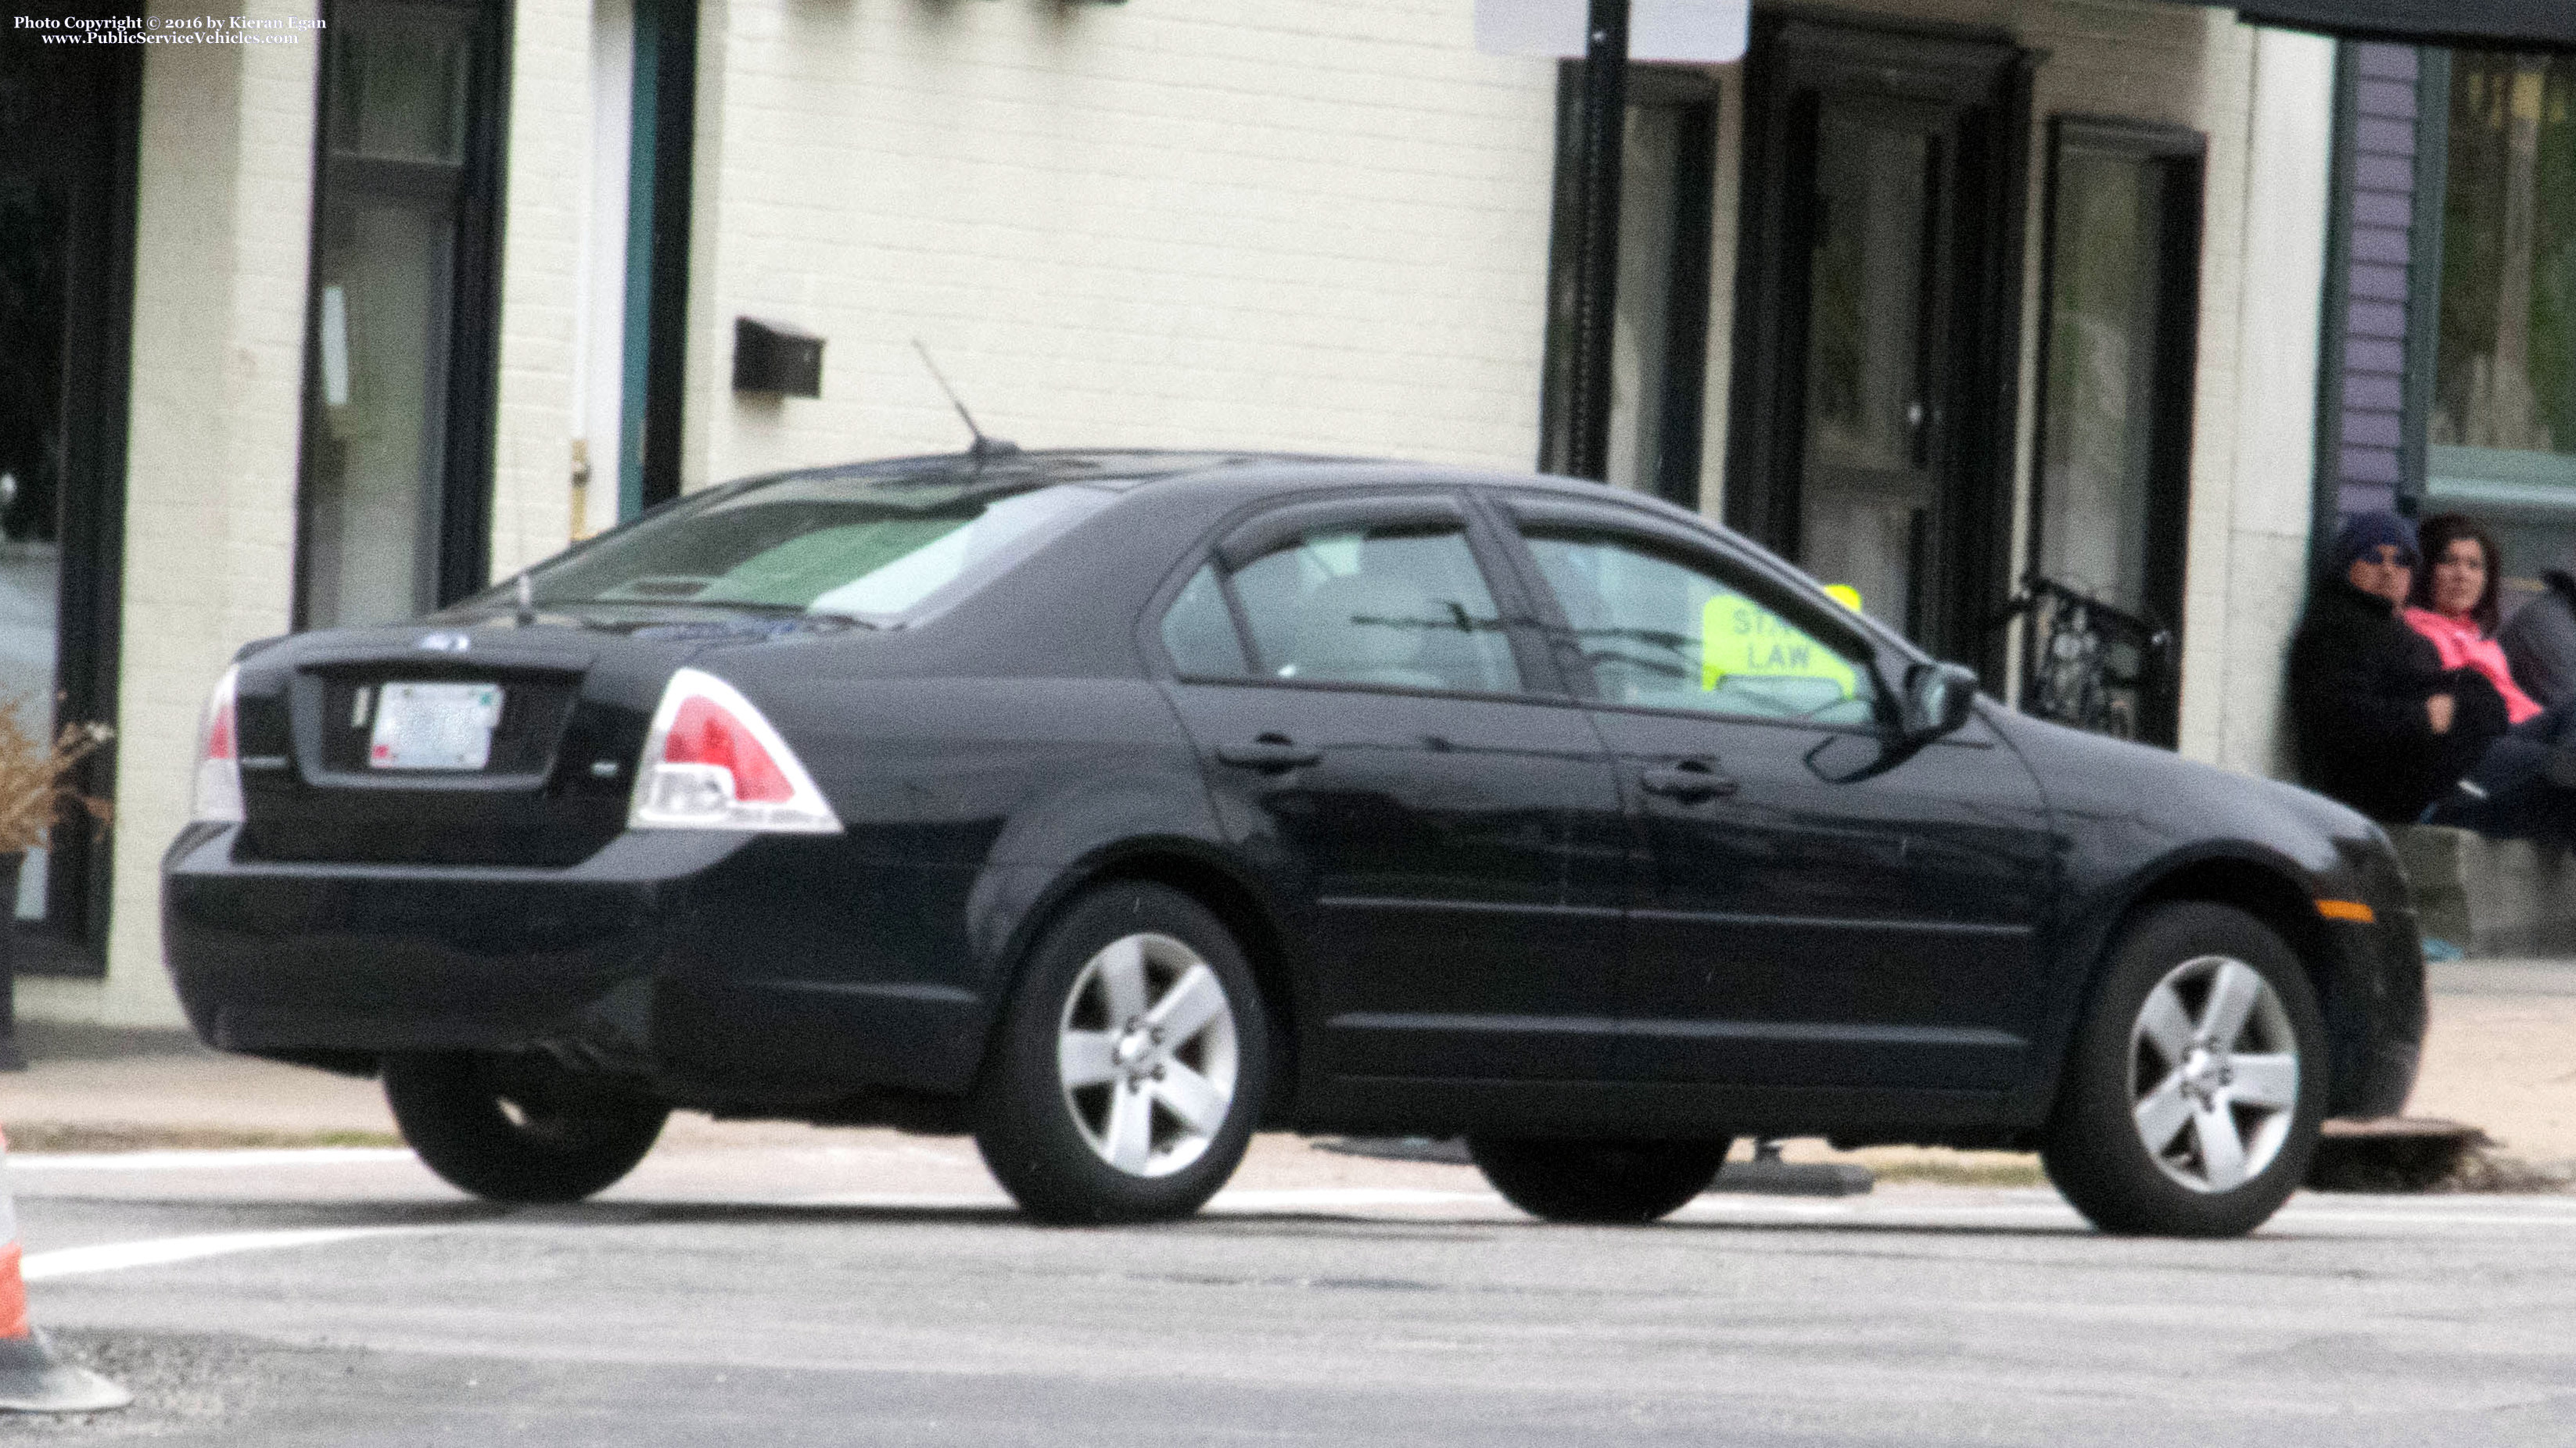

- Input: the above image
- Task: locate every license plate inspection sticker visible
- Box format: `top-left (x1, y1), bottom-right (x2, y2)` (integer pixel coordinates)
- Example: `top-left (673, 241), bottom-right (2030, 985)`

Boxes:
top-left (369, 682), bottom-right (505, 771)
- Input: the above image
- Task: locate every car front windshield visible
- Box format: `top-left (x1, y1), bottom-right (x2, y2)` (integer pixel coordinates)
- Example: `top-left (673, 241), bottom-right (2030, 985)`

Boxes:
top-left (504, 475), bottom-right (1116, 622)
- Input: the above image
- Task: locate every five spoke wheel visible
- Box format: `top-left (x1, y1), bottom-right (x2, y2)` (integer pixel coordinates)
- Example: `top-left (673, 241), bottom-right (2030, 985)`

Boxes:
top-left (974, 882), bottom-right (1268, 1224)
top-left (2042, 901), bottom-right (2326, 1238)
top-left (2128, 955), bottom-right (2301, 1193)
top-left (1056, 933), bottom-right (1240, 1178)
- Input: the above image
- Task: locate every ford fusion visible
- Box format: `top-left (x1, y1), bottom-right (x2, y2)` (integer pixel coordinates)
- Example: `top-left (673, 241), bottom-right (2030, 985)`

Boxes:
top-left (163, 450), bottom-right (2424, 1235)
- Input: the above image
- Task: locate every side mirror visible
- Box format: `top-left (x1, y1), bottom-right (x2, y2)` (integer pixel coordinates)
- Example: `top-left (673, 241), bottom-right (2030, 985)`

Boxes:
top-left (1901, 662), bottom-right (1980, 741)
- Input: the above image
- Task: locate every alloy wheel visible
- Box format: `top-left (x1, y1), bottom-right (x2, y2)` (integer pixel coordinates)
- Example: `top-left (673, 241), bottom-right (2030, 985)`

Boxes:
top-left (1056, 932), bottom-right (1240, 1178)
top-left (2128, 954), bottom-right (2302, 1192)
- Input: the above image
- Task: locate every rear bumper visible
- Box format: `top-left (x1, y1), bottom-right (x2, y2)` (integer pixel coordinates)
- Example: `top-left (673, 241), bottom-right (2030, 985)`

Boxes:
top-left (160, 825), bottom-right (996, 1100)
top-left (163, 823), bottom-right (740, 1063)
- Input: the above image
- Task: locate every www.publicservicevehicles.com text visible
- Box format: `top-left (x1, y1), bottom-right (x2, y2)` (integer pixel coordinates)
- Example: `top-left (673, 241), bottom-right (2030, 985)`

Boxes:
top-left (14, 13), bottom-right (321, 43)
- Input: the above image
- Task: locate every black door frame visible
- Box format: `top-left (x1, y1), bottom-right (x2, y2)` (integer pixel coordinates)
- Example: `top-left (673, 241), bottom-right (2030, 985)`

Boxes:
top-left (1725, 15), bottom-right (2034, 679)
top-left (2025, 116), bottom-right (2206, 748)
top-left (1, 12), bottom-right (141, 973)
top-left (292, 0), bottom-right (514, 627)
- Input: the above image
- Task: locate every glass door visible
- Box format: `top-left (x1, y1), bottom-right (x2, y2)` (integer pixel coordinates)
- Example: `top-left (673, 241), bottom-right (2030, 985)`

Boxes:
top-left (1798, 99), bottom-right (1944, 638)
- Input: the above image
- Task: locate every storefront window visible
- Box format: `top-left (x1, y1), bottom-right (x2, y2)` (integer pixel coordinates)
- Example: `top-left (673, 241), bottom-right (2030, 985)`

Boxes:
top-left (2431, 53), bottom-right (2576, 529)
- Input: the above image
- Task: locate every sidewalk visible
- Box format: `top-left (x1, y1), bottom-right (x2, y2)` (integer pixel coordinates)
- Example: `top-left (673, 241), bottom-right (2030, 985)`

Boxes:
top-left (0, 960), bottom-right (2567, 1169)
top-left (2399, 960), bottom-right (2576, 1164)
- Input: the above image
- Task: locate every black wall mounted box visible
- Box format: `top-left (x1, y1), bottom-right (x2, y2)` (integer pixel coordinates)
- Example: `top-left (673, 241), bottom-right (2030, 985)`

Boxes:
top-left (733, 317), bottom-right (824, 397)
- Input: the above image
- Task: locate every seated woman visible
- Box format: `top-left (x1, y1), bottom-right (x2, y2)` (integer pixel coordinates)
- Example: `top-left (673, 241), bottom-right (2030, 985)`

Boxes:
top-left (2403, 513), bottom-right (2543, 726)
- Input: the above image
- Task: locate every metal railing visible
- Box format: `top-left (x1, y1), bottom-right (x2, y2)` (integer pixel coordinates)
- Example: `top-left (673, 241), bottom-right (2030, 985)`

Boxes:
top-left (1997, 576), bottom-right (2176, 744)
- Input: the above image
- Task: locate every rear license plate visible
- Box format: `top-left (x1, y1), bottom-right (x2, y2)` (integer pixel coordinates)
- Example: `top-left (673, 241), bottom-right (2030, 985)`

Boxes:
top-left (368, 682), bottom-right (505, 771)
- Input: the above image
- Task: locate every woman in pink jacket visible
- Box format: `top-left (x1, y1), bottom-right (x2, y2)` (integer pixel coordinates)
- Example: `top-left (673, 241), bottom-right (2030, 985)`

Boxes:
top-left (2402, 511), bottom-right (2576, 848)
top-left (2405, 513), bottom-right (2543, 725)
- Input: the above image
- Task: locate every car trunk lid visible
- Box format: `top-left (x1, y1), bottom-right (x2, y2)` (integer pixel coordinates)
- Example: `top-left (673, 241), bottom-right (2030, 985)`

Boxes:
top-left (233, 629), bottom-right (658, 866)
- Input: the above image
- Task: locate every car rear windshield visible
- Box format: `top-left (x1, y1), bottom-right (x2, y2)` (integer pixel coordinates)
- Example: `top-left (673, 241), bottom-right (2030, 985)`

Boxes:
top-left (507, 474), bottom-right (1118, 622)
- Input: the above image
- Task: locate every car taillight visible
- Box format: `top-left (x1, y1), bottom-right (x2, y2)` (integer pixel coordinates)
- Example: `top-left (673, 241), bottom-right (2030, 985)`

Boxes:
top-left (190, 666), bottom-right (243, 825)
top-left (629, 668), bottom-right (841, 834)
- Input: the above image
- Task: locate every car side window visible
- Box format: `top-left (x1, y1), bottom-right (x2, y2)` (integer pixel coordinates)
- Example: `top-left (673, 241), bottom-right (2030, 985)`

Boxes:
top-left (1519, 525), bottom-right (1880, 726)
top-left (1189, 519), bottom-right (1521, 694)
top-left (1160, 564), bottom-right (1252, 676)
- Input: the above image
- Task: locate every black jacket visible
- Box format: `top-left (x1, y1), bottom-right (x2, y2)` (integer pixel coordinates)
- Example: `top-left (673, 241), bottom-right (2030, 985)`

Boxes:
top-left (2287, 575), bottom-right (2509, 823)
top-left (2499, 570), bottom-right (2576, 711)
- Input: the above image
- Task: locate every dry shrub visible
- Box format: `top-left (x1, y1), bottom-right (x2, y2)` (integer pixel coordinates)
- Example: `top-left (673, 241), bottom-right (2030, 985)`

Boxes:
top-left (0, 697), bottom-right (111, 855)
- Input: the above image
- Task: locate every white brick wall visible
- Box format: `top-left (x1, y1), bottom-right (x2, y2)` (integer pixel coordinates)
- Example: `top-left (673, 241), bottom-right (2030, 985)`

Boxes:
top-left (486, 0), bottom-right (590, 581)
top-left (2210, 27), bottom-right (2335, 780)
top-left (681, 0), bottom-right (1565, 489)
top-left (91, 0), bottom-right (319, 1026)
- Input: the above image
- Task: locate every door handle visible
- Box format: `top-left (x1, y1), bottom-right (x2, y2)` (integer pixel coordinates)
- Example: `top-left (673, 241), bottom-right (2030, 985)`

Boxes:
top-left (1217, 737), bottom-right (1322, 772)
top-left (1639, 762), bottom-right (1740, 803)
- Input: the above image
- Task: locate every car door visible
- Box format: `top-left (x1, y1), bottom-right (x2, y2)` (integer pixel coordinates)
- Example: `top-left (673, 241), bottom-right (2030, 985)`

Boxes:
top-left (1153, 491), bottom-right (1630, 1081)
top-left (1491, 493), bottom-right (2056, 1093)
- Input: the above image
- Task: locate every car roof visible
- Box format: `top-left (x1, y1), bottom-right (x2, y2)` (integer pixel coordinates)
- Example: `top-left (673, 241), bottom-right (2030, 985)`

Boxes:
top-left (727, 446), bottom-right (1723, 529)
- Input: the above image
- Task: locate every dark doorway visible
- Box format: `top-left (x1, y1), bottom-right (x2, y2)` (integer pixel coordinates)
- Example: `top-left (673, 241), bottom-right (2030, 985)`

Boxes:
top-left (0, 7), bottom-right (138, 975)
top-left (296, 0), bottom-right (511, 629)
top-left (1727, 19), bottom-right (2030, 672)
top-left (2023, 118), bottom-right (2205, 748)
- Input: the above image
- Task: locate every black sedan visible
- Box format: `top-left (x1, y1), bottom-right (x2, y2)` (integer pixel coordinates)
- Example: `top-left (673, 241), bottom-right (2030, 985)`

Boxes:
top-left (163, 450), bottom-right (2424, 1236)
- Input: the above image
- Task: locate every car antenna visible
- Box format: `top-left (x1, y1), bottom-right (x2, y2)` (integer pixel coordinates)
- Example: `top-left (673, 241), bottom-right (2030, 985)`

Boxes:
top-left (911, 340), bottom-right (1018, 461)
top-left (514, 570), bottom-right (536, 625)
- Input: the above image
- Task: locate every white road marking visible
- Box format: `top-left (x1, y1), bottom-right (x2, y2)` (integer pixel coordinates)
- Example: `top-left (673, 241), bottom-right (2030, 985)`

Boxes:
top-left (7, 1147), bottom-right (417, 1173)
top-left (781, 1187), bottom-right (1499, 1212)
top-left (785, 1191), bottom-right (1015, 1210)
top-left (1209, 1188), bottom-right (1497, 1211)
top-left (21, 1227), bottom-right (428, 1281)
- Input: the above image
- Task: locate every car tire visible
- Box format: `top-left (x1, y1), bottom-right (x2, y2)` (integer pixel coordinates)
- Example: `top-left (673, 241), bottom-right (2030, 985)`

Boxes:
top-left (1466, 1138), bottom-right (1731, 1224)
top-left (382, 1052), bottom-right (669, 1205)
top-left (2041, 901), bottom-right (2327, 1238)
top-left (972, 882), bottom-right (1270, 1225)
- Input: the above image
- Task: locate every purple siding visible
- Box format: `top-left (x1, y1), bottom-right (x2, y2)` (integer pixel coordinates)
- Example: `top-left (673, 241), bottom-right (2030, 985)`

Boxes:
top-left (2324, 42), bottom-right (2428, 531)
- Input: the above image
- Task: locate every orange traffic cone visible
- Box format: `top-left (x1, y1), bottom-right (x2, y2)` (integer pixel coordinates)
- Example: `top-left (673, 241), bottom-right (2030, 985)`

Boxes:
top-left (0, 1127), bottom-right (127, 1413)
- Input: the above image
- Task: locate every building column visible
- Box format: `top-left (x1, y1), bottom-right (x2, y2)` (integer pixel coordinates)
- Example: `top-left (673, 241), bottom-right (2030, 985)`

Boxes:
top-left (2190, 23), bottom-right (2337, 780)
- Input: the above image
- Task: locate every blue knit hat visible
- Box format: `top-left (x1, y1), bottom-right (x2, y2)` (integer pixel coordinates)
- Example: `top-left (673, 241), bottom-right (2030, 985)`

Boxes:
top-left (2334, 511), bottom-right (2419, 572)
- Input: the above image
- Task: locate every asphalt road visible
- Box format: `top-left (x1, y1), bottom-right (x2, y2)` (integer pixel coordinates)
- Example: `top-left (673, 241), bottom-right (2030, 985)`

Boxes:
top-left (5, 1137), bottom-right (2574, 1446)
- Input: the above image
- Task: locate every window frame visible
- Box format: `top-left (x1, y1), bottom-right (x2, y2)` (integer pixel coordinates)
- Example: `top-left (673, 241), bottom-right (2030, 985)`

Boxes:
top-left (1141, 489), bottom-right (1573, 704)
top-left (1481, 490), bottom-right (1902, 735)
